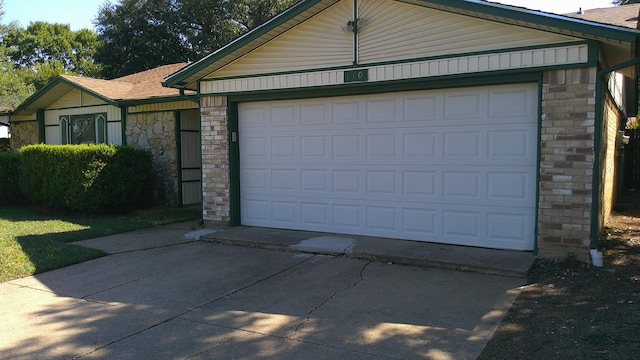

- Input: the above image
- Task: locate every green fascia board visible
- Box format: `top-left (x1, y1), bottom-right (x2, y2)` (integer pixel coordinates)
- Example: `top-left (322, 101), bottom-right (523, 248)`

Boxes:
top-left (13, 76), bottom-right (119, 115)
top-left (118, 95), bottom-right (198, 107)
top-left (224, 68), bottom-right (544, 103)
top-left (164, 0), bottom-right (638, 90)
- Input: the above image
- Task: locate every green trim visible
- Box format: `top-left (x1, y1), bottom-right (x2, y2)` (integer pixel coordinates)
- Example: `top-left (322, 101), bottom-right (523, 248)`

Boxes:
top-left (180, 88), bottom-right (201, 105)
top-left (228, 101), bottom-right (241, 226)
top-left (14, 77), bottom-right (118, 115)
top-left (202, 41), bottom-right (593, 83)
top-left (587, 39), bottom-right (599, 64)
top-left (118, 95), bottom-right (199, 107)
top-left (222, 69), bottom-right (541, 102)
top-left (534, 77), bottom-right (544, 256)
top-left (37, 110), bottom-right (45, 143)
top-left (120, 107), bottom-right (127, 145)
top-left (592, 56), bottom-right (640, 250)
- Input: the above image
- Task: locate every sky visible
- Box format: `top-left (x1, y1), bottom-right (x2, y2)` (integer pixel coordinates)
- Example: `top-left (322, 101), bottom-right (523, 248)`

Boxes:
top-left (0, 0), bottom-right (622, 31)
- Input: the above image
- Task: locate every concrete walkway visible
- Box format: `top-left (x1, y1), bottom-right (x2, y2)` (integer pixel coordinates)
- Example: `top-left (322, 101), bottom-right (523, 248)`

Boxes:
top-left (0, 221), bottom-right (529, 359)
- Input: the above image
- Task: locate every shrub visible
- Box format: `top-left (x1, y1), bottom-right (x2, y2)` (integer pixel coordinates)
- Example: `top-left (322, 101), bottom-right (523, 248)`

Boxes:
top-left (17, 144), bottom-right (154, 214)
top-left (91, 146), bottom-right (154, 213)
top-left (18, 144), bottom-right (53, 205)
top-left (0, 152), bottom-right (24, 205)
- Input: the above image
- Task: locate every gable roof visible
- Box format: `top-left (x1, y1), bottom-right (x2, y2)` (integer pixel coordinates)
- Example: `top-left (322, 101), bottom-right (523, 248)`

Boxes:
top-left (563, 3), bottom-right (640, 29)
top-left (13, 63), bottom-right (192, 116)
top-left (164, 0), bottom-right (640, 91)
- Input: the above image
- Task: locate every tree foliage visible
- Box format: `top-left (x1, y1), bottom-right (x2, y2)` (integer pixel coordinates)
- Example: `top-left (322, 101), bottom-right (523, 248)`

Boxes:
top-left (95, 0), bottom-right (296, 78)
top-left (2, 22), bottom-right (102, 88)
top-left (613, 0), bottom-right (640, 4)
top-left (0, 46), bottom-right (35, 108)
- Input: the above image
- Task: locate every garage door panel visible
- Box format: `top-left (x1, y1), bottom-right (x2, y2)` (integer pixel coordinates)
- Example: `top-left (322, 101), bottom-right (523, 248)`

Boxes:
top-left (272, 201), bottom-right (298, 224)
top-left (403, 94), bottom-right (439, 122)
top-left (403, 132), bottom-right (438, 158)
top-left (403, 208), bottom-right (439, 236)
top-left (270, 105), bottom-right (297, 126)
top-left (489, 88), bottom-right (535, 118)
top-left (366, 97), bottom-right (400, 123)
top-left (301, 135), bottom-right (329, 157)
top-left (333, 101), bottom-right (361, 124)
top-left (333, 204), bottom-right (361, 229)
top-left (444, 92), bottom-right (484, 120)
top-left (240, 84), bottom-right (537, 250)
top-left (301, 102), bottom-right (330, 125)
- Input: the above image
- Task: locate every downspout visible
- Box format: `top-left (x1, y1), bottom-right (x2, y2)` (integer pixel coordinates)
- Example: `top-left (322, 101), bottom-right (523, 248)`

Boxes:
top-left (592, 56), bottom-right (640, 254)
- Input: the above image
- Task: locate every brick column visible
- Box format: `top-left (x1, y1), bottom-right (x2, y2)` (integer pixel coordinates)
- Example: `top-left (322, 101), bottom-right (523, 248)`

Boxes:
top-left (200, 96), bottom-right (230, 226)
top-left (538, 68), bottom-right (596, 261)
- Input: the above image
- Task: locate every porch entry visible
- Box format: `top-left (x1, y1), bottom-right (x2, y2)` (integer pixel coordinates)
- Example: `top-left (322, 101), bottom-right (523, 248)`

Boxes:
top-left (178, 109), bottom-right (202, 205)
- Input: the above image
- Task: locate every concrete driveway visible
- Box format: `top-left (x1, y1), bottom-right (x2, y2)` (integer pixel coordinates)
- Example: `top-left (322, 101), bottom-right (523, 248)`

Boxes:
top-left (0, 222), bottom-right (526, 359)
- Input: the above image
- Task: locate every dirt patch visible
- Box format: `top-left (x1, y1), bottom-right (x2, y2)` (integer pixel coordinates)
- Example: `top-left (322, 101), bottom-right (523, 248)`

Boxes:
top-left (479, 191), bottom-right (640, 359)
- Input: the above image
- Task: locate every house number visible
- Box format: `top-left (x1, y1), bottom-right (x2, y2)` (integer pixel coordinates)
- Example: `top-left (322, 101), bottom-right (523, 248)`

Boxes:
top-left (344, 69), bottom-right (369, 83)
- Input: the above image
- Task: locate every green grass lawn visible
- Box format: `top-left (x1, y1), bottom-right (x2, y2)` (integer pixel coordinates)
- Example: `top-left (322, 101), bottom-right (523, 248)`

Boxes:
top-left (0, 206), bottom-right (201, 282)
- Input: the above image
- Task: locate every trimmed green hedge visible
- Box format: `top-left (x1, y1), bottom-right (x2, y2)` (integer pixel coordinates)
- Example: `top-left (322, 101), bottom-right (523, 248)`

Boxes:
top-left (0, 152), bottom-right (24, 205)
top-left (18, 144), bottom-right (154, 214)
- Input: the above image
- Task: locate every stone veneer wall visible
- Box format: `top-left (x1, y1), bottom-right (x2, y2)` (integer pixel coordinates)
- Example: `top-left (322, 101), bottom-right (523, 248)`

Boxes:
top-left (538, 68), bottom-right (597, 261)
top-left (126, 111), bottom-right (179, 206)
top-left (9, 121), bottom-right (38, 152)
top-left (199, 96), bottom-right (230, 225)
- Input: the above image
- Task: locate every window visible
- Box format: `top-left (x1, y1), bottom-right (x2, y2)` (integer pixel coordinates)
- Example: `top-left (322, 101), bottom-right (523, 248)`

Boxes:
top-left (60, 113), bottom-right (107, 144)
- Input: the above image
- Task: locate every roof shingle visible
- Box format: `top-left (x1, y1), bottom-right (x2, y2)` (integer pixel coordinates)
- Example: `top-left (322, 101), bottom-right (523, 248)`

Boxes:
top-left (65, 63), bottom-right (191, 101)
top-left (563, 3), bottom-right (640, 29)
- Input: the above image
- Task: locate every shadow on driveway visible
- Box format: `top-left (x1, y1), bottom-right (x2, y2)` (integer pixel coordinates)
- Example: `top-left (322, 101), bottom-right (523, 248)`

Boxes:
top-left (1, 231), bottom-right (525, 359)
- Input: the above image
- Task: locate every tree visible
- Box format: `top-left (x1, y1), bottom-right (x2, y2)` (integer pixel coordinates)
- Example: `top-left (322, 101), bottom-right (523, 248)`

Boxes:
top-left (613, 0), bottom-right (640, 4)
top-left (2, 22), bottom-right (102, 88)
top-left (0, 45), bottom-right (35, 108)
top-left (95, 0), bottom-right (296, 78)
top-left (0, 2), bottom-right (35, 108)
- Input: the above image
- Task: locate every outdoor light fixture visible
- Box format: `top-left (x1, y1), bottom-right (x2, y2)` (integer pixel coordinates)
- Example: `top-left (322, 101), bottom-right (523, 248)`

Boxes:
top-left (343, 18), bottom-right (366, 33)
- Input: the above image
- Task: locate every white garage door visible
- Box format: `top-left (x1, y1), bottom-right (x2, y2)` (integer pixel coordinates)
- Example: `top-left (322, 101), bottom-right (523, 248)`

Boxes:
top-left (239, 83), bottom-right (538, 250)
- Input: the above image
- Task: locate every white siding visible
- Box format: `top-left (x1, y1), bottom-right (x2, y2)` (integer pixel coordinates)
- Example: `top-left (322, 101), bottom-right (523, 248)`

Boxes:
top-left (107, 122), bottom-right (123, 145)
top-left (45, 125), bottom-right (61, 144)
top-left (205, 0), bottom-right (578, 80)
top-left (357, 0), bottom-right (577, 64)
top-left (49, 90), bottom-right (107, 109)
top-left (210, 0), bottom-right (354, 78)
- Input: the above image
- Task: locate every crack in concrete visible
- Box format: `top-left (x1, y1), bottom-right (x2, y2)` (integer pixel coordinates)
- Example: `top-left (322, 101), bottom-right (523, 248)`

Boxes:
top-left (75, 254), bottom-right (316, 359)
top-left (290, 260), bottom-right (371, 336)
